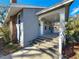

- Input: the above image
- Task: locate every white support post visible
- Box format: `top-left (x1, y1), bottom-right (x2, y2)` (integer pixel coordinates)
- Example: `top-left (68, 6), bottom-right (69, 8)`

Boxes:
top-left (40, 21), bottom-right (44, 35)
top-left (39, 18), bottom-right (44, 36)
top-left (59, 12), bottom-right (65, 59)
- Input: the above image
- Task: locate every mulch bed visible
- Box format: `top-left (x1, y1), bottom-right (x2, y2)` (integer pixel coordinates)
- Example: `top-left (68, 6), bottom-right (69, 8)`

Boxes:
top-left (63, 44), bottom-right (75, 58)
top-left (63, 43), bottom-right (79, 59)
top-left (1, 43), bottom-right (22, 56)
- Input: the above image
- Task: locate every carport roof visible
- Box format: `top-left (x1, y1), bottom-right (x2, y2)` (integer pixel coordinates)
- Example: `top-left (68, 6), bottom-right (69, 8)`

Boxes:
top-left (36, 0), bottom-right (74, 16)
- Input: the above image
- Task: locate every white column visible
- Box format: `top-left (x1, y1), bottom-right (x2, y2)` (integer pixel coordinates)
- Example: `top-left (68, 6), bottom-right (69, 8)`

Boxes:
top-left (40, 20), bottom-right (44, 36)
top-left (59, 12), bottom-right (65, 59)
top-left (39, 17), bottom-right (44, 36)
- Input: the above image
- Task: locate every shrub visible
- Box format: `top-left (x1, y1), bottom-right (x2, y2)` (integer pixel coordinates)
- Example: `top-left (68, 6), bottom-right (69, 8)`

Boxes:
top-left (0, 26), bottom-right (10, 44)
top-left (65, 20), bottom-right (79, 45)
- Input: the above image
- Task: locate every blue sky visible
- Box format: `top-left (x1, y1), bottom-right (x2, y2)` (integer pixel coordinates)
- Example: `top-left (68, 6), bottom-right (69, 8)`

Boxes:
top-left (0, 0), bottom-right (79, 16)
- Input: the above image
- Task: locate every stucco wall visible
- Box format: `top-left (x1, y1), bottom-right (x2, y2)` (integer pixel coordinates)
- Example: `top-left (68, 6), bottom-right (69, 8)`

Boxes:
top-left (23, 8), bottom-right (43, 46)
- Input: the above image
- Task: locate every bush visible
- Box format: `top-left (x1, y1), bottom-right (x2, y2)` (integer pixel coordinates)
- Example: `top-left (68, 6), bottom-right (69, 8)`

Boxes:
top-left (0, 26), bottom-right (10, 44)
top-left (65, 20), bottom-right (79, 45)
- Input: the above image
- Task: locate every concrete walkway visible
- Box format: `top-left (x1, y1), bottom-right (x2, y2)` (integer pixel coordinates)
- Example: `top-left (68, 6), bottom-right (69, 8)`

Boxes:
top-left (0, 34), bottom-right (59, 59)
top-left (0, 51), bottom-right (4, 57)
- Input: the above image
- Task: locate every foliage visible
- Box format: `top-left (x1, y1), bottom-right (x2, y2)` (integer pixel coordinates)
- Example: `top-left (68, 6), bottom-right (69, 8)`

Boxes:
top-left (0, 26), bottom-right (10, 44)
top-left (0, 7), bottom-right (7, 23)
top-left (0, 7), bottom-right (10, 44)
top-left (65, 19), bottom-right (79, 44)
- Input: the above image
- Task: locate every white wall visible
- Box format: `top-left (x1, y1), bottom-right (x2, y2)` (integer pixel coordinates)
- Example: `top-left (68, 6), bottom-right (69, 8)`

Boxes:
top-left (23, 8), bottom-right (43, 47)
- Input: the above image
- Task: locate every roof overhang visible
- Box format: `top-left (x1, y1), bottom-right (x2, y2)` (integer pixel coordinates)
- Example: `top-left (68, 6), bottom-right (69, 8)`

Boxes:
top-left (36, 0), bottom-right (74, 16)
top-left (4, 3), bottom-right (47, 23)
top-left (5, 6), bottom-right (22, 22)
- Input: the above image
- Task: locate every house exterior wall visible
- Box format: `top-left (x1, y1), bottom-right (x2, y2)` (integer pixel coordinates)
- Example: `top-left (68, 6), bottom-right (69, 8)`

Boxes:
top-left (22, 8), bottom-right (42, 46)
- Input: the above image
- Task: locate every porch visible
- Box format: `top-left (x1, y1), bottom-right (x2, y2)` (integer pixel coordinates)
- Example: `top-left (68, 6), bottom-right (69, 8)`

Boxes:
top-left (37, 6), bottom-right (66, 59)
top-left (38, 12), bottom-right (60, 36)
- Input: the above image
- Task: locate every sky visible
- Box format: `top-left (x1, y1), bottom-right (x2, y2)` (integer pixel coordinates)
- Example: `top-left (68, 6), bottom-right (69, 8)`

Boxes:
top-left (0, 0), bottom-right (79, 16)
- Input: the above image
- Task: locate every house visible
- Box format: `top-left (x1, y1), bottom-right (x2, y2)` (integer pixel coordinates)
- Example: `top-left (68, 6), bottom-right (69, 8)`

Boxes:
top-left (4, 0), bottom-right (74, 48)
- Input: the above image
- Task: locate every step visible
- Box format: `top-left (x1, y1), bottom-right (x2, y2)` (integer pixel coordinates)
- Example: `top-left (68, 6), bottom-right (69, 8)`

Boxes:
top-left (34, 40), bottom-right (58, 48)
top-left (40, 42), bottom-right (54, 47)
top-left (38, 36), bottom-right (52, 40)
top-left (48, 48), bottom-right (59, 55)
top-left (40, 48), bottom-right (59, 59)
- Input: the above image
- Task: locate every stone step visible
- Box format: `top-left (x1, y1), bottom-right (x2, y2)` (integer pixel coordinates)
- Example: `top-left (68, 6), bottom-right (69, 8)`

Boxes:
top-left (34, 41), bottom-right (58, 47)
top-left (29, 36), bottom-right (59, 53)
top-left (48, 48), bottom-right (59, 54)
top-left (35, 39), bottom-right (46, 43)
top-left (35, 43), bottom-right (58, 50)
top-left (39, 42), bottom-right (55, 47)
top-left (40, 48), bottom-right (59, 59)
top-left (33, 39), bottom-right (59, 49)
top-left (29, 37), bottom-right (53, 46)
top-left (38, 36), bottom-right (53, 40)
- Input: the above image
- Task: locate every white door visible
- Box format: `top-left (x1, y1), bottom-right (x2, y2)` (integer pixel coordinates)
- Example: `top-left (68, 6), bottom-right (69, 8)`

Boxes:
top-left (20, 22), bottom-right (24, 46)
top-left (16, 13), bottom-right (24, 46)
top-left (16, 19), bottom-right (20, 42)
